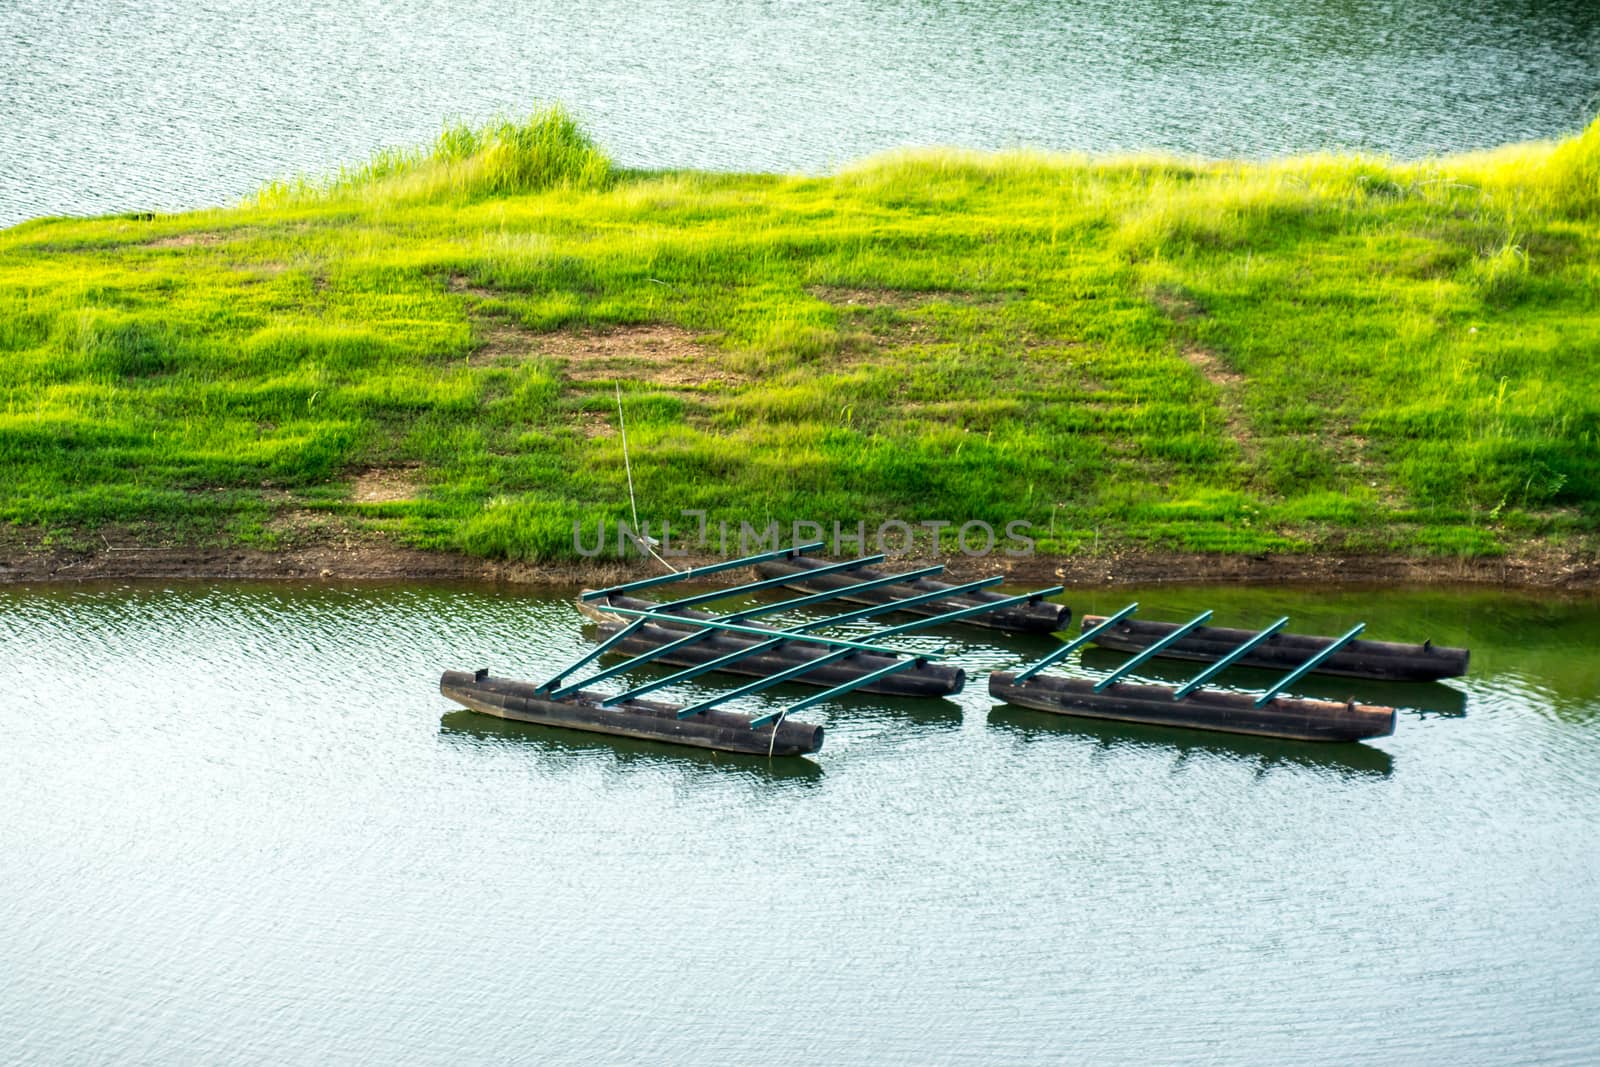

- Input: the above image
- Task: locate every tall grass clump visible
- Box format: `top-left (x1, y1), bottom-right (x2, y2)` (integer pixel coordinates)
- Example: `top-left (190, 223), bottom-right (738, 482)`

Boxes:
top-left (422, 109), bottom-right (612, 196)
top-left (258, 105), bottom-right (611, 206)
top-left (1542, 114), bottom-right (1600, 217)
top-left (1449, 113), bottom-right (1600, 218)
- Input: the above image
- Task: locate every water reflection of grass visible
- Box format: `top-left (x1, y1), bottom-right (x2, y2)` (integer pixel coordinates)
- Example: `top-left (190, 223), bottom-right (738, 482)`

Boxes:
top-left (2, 109), bottom-right (1597, 566)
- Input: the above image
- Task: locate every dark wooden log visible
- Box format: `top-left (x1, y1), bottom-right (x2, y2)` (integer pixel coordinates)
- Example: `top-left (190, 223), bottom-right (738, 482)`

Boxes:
top-left (588, 599), bottom-right (965, 696)
top-left (1079, 616), bottom-right (1469, 682)
top-left (988, 671), bottom-right (1395, 742)
top-left (440, 671), bottom-right (823, 756)
top-left (752, 556), bottom-right (1069, 633)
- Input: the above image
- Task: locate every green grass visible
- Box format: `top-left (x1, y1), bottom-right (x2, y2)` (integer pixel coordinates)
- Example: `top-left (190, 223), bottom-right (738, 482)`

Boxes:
top-left (3, 107), bottom-right (1598, 564)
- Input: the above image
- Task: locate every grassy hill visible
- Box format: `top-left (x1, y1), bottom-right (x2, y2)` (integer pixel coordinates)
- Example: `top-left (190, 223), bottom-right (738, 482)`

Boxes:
top-left (2, 107), bottom-right (1597, 571)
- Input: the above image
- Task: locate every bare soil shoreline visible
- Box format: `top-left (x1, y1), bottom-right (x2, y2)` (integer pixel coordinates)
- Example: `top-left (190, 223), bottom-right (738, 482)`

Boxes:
top-left (4, 539), bottom-right (1596, 592)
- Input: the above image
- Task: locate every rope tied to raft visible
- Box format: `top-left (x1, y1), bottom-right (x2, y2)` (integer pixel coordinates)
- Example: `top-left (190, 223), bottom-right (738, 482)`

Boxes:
top-left (767, 707), bottom-right (787, 759)
top-left (616, 382), bottom-right (677, 575)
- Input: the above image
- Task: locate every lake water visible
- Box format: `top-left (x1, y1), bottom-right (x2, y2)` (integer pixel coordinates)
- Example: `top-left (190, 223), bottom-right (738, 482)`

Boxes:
top-left (2, 579), bottom-right (1597, 1064)
top-left (3, 0), bottom-right (1599, 227)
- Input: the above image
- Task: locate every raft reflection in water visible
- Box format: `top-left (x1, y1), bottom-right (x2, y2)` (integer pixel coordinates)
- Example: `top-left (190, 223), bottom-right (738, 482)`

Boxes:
top-left (987, 706), bottom-right (1395, 780)
top-left (438, 710), bottom-right (826, 784)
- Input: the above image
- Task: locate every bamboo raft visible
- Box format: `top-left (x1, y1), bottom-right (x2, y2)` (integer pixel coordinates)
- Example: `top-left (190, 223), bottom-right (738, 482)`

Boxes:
top-left (1079, 614), bottom-right (1468, 682)
top-left (440, 542), bottom-right (1062, 757)
top-left (987, 603), bottom-right (1404, 743)
top-left (440, 548), bottom-right (1461, 755)
top-left (753, 555), bottom-right (1069, 633)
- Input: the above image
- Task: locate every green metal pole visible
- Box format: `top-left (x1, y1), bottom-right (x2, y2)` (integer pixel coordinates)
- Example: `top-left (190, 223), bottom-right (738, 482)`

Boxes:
top-left (1172, 617), bottom-right (1289, 699)
top-left (1254, 623), bottom-right (1365, 706)
top-left (1094, 611), bottom-right (1213, 691)
top-left (1014, 603), bottom-right (1139, 683)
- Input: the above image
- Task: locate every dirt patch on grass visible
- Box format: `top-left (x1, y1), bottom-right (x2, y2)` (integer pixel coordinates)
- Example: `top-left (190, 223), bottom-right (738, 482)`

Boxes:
top-left (1150, 285), bottom-right (1206, 322)
top-left (816, 287), bottom-right (1048, 352)
top-left (469, 318), bottom-right (734, 386)
top-left (263, 508), bottom-right (353, 542)
top-left (829, 315), bottom-right (932, 351)
top-left (448, 273), bottom-right (498, 299)
top-left (350, 467), bottom-right (421, 503)
top-left (1180, 344), bottom-right (1256, 459)
top-left (145, 231), bottom-right (227, 249)
top-left (809, 285), bottom-right (1017, 309)
top-left (471, 321), bottom-right (544, 365)
top-left (811, 286), bottom-right (939, 309)
top-left (570, 410), bottom-right (615, 438)
top-left (1151, 285), bottom-right (1257, 452)
top-left (1182, 345), bottom-right (1244, 388)
top-left (550, 325), bottom-right (728, 385)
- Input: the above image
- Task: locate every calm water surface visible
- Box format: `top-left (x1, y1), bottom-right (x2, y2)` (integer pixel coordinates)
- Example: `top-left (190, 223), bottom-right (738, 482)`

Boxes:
top-left (3, 1), bottom-right (1599, 226)
top-left (2, 580), bottom-right (1597, 1064)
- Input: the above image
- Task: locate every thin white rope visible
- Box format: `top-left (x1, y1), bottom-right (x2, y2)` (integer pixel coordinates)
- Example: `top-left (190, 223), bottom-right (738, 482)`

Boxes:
top-left (616, 382), bottom-right (640, 530)
top-left (766, 707), bottom-right (787, 759)
top-left (616, 383), bottom-right (677, 574)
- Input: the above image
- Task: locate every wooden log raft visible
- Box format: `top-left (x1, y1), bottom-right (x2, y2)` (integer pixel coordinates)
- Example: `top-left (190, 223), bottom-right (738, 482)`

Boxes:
top-left (440, 670), bottom-right (824, 756)
top-left (988, 672), bottom-right (1396, 743)
top-left (585, 595), bottom-right (965, 697)
top-left (1079, 615), bottom-right (1468, 682)
top-left (752, 556), bottom-right (1069, 633)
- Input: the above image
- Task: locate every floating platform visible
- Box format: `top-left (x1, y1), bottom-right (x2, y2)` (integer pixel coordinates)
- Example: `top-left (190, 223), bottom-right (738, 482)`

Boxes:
top-left (583, 594), bottom-right (966, 697)
top-left (438, 543), bottom-right (1050, 758)
top-left (1079, 615), bottom-right (1468, 682)
top-left (753, 555), bottom-right (1069, 633)
top-left (988, 672), bottom-right (1396, 743)
top-left (440, 670), bottom-right (824, 756)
